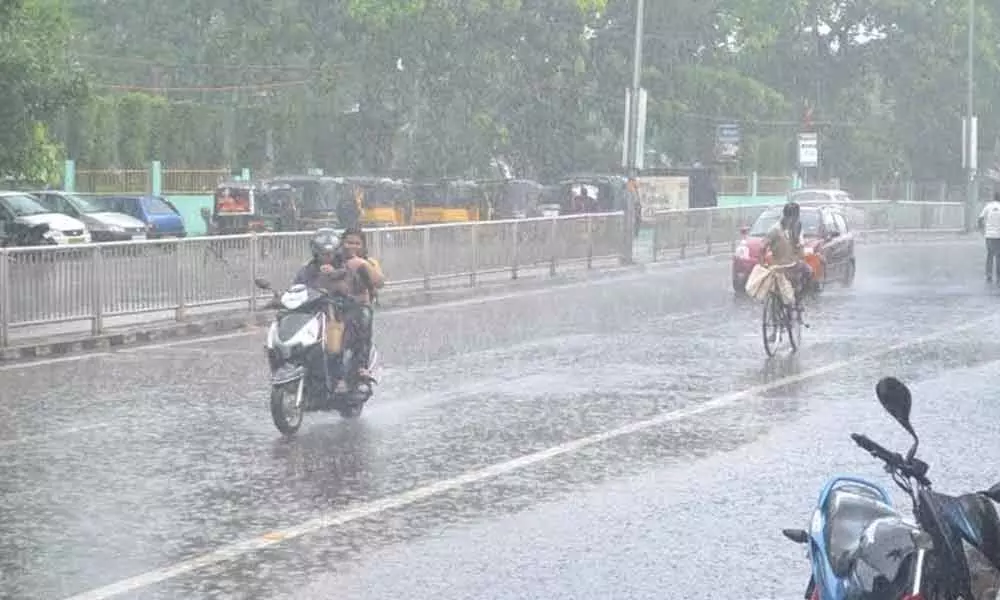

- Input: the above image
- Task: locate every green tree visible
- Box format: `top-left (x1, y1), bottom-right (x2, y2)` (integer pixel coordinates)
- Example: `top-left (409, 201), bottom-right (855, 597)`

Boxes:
top-left (0, 0), bottom-right (85, 181)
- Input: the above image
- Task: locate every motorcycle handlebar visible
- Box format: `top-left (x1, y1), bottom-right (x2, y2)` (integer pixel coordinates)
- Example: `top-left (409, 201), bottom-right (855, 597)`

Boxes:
top-left (851, 433), bottom-right (930, 484)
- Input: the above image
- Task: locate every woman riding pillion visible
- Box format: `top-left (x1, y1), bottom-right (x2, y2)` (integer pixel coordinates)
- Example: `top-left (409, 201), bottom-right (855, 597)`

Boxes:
top-left (293, 228), bottom-right (384, 391)
top-left (759, 202), bottom-right (814, 314)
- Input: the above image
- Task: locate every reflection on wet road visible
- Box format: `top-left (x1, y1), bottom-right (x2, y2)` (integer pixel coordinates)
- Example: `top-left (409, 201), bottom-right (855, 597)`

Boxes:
top-left (2, 240), bottom-right (1000, 600)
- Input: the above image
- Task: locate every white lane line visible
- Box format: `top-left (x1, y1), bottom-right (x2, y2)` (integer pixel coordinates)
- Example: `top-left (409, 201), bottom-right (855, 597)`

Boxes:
top-left (58, 313), bottom-right (996, 600)
top-left (0, 353), bottom-right (112, 371)
top-left (0, 422), bottom-right (112, 448)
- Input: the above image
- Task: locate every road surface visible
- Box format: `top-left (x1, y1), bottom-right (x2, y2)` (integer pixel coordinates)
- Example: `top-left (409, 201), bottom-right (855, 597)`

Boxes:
top-left (2, 239), bottom-right (999, 600)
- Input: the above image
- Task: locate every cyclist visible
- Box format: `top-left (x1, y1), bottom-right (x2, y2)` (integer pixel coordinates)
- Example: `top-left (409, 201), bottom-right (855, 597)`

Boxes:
top-left (759, 201), bottom-right (813, 313)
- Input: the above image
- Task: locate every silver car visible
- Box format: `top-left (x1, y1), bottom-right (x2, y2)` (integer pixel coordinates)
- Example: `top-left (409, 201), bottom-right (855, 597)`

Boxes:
top-left (0, 191), bottom-right (92, 245)
top-left (32, 191), bottom-right (149, 242)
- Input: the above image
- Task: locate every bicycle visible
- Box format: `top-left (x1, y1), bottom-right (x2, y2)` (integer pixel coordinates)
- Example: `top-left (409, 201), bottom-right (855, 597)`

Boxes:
top-left (760, 264), bottom-right (803, 357)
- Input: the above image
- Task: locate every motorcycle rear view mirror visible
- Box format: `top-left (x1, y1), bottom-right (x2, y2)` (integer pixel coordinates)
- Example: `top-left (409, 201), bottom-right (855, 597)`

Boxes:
top-left (253, 277), bottom-right (272, 291)
top-left (875, 376), bottom-right (919, 457)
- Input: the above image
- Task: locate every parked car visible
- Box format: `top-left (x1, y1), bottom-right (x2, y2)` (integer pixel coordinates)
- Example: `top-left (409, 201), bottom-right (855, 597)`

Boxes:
top-left (31, 191), bottom-right (149, 242)
top-left (0, 191), bottom-right (91, 246)
top-left (97, 195), bottom-right (186, 239)
top-left (732, 204), bottom-right (856, 294)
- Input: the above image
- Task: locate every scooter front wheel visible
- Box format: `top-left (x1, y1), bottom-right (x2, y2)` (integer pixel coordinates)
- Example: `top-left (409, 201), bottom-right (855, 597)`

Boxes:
top-left (270, 378), bottom-right (304, 435)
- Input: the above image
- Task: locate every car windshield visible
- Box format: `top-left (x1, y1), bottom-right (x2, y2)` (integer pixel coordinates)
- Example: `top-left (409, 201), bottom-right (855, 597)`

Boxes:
top-left (2, 193), bottom-right (50, 216)
top-left (748, 209), bottom-right (821, 237)
top-left (65, 194), bottom-right (106, 214)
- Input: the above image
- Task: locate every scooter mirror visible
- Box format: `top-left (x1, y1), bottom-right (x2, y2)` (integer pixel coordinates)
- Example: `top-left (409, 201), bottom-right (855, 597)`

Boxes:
top-left (253, 277), bottom-right (271, 290)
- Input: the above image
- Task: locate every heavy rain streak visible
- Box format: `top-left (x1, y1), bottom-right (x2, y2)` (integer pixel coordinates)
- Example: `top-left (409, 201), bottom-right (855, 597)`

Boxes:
top-left (2, 0), bottom-right (1000, 599)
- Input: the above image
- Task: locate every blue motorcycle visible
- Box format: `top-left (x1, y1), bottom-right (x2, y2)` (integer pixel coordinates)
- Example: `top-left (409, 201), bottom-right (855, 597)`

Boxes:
top-left (782, 377), bottom-right (1000, 600)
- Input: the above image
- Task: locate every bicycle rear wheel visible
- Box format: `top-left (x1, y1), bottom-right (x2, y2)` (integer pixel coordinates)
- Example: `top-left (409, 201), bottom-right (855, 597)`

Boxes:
top-left (762, 292), bottom-right (785, 357)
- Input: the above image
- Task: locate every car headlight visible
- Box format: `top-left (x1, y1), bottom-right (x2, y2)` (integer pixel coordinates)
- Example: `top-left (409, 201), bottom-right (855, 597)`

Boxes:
top-left (43, 229), bottom-right (63, 239)
top-left (108, 225), bottom-right (125, 233)
top-left (734, 244), bottom-right (750, 260)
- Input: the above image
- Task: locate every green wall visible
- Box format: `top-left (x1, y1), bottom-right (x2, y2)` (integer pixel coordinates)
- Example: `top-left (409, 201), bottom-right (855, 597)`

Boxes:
top-left (166, 195), bottom-right (212, 236)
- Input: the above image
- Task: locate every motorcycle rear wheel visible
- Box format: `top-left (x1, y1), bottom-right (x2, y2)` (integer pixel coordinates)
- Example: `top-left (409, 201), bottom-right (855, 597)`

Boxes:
top-left (270, 379), bottom-right (304, 435)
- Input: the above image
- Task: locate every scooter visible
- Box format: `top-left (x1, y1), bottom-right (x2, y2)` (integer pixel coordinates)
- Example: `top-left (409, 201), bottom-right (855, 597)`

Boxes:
top-left (254, 277), bottom-right (379, 435)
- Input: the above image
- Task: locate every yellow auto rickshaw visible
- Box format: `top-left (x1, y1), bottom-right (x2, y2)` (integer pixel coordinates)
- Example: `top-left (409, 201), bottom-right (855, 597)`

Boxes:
top-left (439, 179), bottom-right (487, 222)
top-left (349, 176), bottom-right (407, 227)
top-left (411, 181), bottom-right (445, 224)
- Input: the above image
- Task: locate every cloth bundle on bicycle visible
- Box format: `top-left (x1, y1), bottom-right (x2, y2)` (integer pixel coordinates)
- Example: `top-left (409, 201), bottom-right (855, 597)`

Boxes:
top-left (745, 264), bottom-right (795, 304)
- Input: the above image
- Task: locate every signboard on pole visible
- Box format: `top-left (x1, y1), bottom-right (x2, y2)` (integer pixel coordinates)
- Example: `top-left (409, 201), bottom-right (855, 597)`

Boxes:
top-left (797, 132), bottom-right (818, 168)
top-left (715, 123), bottom-right (741, 161)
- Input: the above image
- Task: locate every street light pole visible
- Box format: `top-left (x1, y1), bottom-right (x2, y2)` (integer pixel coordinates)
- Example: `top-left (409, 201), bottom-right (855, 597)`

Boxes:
top-left (966, 0), bottom-right (978, 229)
top-left (622, 0), bottom-right (645, 264)
top-left (626, 0), bottom-right (645, 179)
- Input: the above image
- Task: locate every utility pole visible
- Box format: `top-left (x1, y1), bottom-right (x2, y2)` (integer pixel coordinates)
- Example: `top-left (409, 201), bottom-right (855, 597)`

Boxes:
top-left (965, 0), bottom-right (978, 230)
top-left (621, 0), bottom-right (645, 264)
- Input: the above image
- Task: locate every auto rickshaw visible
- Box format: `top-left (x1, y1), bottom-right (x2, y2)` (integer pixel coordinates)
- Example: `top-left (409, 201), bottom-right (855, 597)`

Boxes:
top-left (202, 181), bottom-right (290, 235)
top-left (557, 174), bottom-right (634, 214)
top-left (490, 179), bottom-right (545, 220)
top-left (346, 176), bottom-right (408, 228)
top-left (411, 181), bottom-right (445, 224)
top-left (260, 175), bottom-right (353, 230)
top-left (440, 179), bottom-right (487, 222)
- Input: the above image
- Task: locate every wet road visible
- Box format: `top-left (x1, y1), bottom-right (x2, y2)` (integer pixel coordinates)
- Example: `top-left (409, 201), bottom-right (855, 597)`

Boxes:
top-left (2, 239), bottom-right (1000, 600)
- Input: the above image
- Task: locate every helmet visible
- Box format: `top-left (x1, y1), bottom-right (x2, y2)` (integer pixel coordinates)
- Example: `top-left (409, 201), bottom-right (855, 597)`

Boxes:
top-left (783, 202), bottom-right (800, 219)
top-left (309, 228), bottom-right (340, 262)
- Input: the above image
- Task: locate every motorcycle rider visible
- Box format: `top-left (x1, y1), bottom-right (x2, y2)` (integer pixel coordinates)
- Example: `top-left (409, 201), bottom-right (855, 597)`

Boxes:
top-left (336, 226), bottom-right (384, 388)
top-left (759, 201), bottom-right (813, 311)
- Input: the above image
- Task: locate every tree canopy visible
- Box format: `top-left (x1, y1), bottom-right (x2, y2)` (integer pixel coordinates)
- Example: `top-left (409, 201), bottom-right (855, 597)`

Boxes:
top-left (3, 0), bottom-right (998, 183)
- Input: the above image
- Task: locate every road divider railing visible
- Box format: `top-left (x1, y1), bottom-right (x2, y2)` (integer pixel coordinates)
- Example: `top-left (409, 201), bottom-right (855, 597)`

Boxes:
top-left (0, 213), bottom-right (625, 346)
top-left (648, 200), bottom-right (966, 261)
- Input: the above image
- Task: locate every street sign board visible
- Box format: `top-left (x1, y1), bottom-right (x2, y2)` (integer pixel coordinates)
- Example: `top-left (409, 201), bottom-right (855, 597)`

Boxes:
top-left (715, 123), bottom-right (740, 160)
top-left (798, 132), bottom-right (818, 167)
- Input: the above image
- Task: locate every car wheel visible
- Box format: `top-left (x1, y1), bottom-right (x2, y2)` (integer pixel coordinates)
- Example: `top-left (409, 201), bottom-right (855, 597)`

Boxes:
top-left (842, 258), bottom-right (856, 287)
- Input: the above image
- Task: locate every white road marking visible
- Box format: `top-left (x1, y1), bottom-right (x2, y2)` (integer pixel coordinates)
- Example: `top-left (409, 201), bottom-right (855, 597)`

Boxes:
top-left (0, 352), bottom-right (112, 371)
top-left (58, 313), bottom-right (996, 600)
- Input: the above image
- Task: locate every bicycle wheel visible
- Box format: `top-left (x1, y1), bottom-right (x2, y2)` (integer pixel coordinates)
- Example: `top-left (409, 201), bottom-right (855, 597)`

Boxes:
top-left (786, 302), bottom-right (801, 352)
top-left (762, 292), bottom-right (785, 357)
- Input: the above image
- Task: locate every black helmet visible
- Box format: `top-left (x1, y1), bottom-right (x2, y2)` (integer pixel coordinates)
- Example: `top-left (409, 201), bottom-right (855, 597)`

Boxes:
top-left (309, 228), bottom-right (340, 261)
top-left (783, 201), bottom-right (800, 219)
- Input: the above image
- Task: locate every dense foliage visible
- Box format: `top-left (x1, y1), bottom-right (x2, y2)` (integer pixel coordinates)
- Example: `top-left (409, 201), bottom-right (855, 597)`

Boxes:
top-left (4, 0), bottom-right (999, 183)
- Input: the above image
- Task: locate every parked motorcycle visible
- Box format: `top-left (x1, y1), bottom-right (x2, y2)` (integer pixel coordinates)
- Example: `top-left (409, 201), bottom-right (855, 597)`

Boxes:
top-left (254, 277), bottom-right (379, 435)
top-left (781, 376), bottom-right (1000, 600)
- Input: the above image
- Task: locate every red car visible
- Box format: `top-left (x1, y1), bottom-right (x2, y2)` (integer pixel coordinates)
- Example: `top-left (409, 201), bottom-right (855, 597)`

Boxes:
top-left (731, 204), bottom-right (857, 294)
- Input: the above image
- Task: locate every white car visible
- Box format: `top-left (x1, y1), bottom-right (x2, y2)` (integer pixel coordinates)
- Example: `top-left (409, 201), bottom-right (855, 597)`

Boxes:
top-left (787, 188), bottom-right (867, 228)
top-left (0, 191), bottom-right (91, 246)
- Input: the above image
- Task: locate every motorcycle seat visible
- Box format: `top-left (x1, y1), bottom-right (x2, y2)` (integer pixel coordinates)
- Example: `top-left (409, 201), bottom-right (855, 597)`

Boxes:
top-left (823, 486), bottom-right (899, 577)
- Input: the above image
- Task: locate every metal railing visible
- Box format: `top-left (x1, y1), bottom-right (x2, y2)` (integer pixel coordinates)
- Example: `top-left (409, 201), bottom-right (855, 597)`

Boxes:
top-left (0, 213), bottom-right (624, 346)
top-left (648, 200), bottom-right (965, 260)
